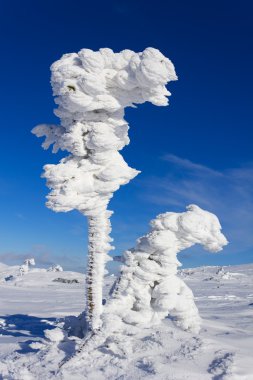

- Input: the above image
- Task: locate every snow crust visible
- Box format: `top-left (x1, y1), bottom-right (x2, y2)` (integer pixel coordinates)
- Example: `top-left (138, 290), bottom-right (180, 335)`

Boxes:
top-left (105, 205), bottom-right (228, 333)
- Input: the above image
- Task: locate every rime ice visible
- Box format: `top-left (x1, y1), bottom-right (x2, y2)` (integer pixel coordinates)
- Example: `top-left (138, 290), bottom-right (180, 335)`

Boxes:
top-left (32, 47), bottom-right (177, 330)
top-left (105, 205), bottom-right (228, 333)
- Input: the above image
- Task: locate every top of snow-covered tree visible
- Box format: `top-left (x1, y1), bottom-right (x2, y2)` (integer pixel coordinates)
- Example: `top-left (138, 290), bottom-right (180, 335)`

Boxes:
top-left (32, 48), bottom-right (177, 216)
top-left (50, 47), bottom-right (177, 119)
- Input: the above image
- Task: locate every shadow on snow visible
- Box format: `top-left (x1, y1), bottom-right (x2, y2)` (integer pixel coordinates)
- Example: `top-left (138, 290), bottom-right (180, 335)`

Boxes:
top-left (0, 314), bottom-right (57, 354)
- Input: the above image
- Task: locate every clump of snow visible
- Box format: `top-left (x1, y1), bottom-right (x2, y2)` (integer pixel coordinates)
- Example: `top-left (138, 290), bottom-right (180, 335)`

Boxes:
top-left (19, 258), bottom-right (35, 276)
top-left (32, 47), bottom-right (177, 331)
top-left (29, 342), bottom-right (46, 350)
top-left (47, 264), bottom-right (63, 272)
top-left (44, 328), bottom-right (65, 342)
top-left (104, 205), bottom-right (228, 334)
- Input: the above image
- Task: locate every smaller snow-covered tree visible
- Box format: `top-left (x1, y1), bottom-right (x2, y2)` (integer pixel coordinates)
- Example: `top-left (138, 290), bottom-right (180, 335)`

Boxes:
top-left (104, 205), bottom-right (228, 334)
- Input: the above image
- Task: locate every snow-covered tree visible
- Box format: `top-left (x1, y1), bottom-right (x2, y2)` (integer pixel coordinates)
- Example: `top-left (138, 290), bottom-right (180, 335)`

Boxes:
top-left (104, 205), bottom-right (228, 334)
top-left (47, 264), bottom-right (63, 272)
top-left (19, 258), bottom-right (35, 276)
top-left (32, 48), bottom-right (177, 331)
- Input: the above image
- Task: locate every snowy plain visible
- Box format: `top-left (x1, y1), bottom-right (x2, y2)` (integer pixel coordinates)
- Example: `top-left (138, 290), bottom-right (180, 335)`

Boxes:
top-left (0, 262), bottom-right (252, 379)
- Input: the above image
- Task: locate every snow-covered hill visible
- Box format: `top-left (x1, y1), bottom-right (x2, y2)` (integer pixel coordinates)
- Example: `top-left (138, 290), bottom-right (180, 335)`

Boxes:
top-left (0, 263), bottom-right (252, 379)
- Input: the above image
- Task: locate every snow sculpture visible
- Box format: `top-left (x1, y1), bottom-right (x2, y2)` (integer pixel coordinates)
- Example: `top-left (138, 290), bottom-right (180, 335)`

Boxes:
top-left (32, 47), bottom-right (177, 331)
top-left (19, 258), bottom-right (35, 276)
top-left (105, 205), bottom-right (228, 334)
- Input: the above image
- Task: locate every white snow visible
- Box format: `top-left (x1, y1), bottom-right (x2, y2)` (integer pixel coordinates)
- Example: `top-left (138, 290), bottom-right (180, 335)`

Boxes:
top-left (0, 262), bottom-right (252, 379)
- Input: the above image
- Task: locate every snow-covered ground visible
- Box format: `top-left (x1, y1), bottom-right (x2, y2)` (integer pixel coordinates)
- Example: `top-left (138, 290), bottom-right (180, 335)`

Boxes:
top-left (0, 262), bottom-right (252, 379)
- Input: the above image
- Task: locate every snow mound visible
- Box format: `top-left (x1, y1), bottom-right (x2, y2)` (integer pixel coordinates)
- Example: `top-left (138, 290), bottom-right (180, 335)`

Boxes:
top-left (44, 328), bottom-right (65, 342)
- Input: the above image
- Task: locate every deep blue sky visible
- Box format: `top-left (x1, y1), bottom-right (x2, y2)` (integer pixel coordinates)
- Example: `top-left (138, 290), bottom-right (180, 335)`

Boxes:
top-left (0, 0), bottom-right (252, 272)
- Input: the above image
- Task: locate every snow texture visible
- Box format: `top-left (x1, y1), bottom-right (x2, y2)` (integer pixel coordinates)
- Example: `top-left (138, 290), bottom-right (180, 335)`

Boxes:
top-left (0, 262), bottom-right (253, 379)
top-left (105, 205), bottom-right (228, 334)
top-left (32, 47), bottom-right (177, 330)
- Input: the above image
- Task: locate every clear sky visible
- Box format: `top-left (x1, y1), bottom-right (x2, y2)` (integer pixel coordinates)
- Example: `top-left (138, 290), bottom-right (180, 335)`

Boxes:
top-left (0, 0), bottom-right (252, 272)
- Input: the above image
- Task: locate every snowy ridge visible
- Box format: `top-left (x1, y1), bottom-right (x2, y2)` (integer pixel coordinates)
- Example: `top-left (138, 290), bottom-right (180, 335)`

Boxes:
top-left (0, 263), bottom-right (252, 379)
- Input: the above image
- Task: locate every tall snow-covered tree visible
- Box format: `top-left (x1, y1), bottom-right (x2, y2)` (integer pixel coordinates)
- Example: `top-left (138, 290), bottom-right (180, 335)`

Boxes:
top-left (32, 48), bottom-right (177, 332)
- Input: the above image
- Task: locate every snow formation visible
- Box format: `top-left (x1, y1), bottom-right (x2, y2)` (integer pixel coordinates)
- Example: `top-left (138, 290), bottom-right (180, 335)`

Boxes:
top-left (32, 47), bottom-right (177, 330)
top-left (105, 205), bottom-right (228, 333)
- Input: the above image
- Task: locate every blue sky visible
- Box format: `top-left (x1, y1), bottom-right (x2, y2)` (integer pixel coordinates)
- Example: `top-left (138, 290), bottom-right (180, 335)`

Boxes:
top-left (0, 0), bottom-right (252, 271)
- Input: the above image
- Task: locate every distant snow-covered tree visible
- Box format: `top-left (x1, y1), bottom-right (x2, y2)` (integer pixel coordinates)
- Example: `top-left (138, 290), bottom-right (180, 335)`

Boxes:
top-left (104, 205), bottom-right (228, 334)
top-left (47, 264), bottom-right (63, 272)
top-left (19, 258), bottom-right (35, 276)
top-left (32, 48), bottom-right (177, 332)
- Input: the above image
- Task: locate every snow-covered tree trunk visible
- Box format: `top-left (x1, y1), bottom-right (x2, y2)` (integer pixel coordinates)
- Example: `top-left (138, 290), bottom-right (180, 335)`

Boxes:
top-left (86, 210), bottom-right (113, 330)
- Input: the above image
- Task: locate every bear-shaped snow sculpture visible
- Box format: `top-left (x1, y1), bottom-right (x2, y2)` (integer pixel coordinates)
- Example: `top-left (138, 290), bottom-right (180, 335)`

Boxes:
top-left (105, 205), bottom-right (228, 334)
